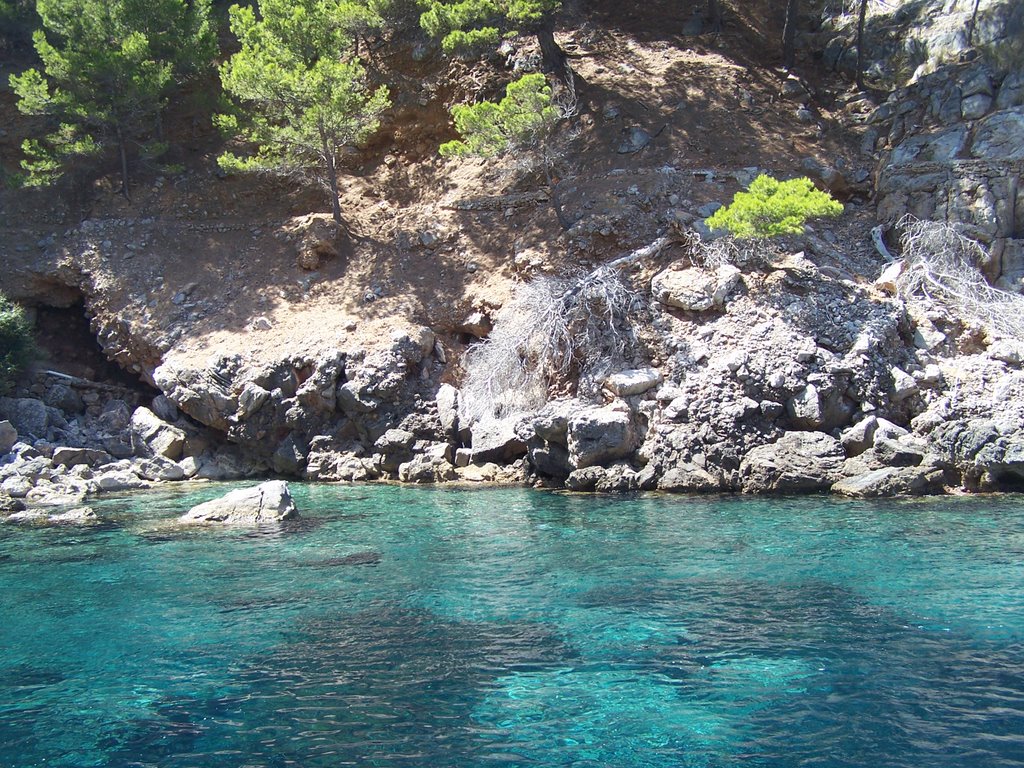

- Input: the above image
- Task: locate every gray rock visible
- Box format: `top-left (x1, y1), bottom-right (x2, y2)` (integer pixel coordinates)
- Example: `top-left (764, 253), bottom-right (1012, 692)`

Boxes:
top-left (565, 466), bottom-right (606, 491)
top-left (996, 70), bottom-right (1024, 110)
top-left (151, 395), bottom-right (179, 422)
top-left (398, 454), bottom-right (456, 484)
top-left (657, 463), bottom-right (721, 492)
top-left (373, 429), bottom-right (416, 472)
top-left (271, 434), bottom-right (308, 476)
top-left (841, 416), bottom-right (878, 457)
top-left (436, 384), bottom-right (459, 437)
top-left (130, 407), bottom-right (186, 460)
top-left (617, 126), bottom-right (652, 154)
top-left (48, 506), bottom-right (99, 524)
top-left (96, 470), bottom-right (150, 492)
top-left (470, 417), bottom-right (528, 463)
top-left (135, 456), bottom-right (187, 481)
top-left (457, 312), bottom-right (492, 338)
top-left (51, 447), bottom-right (110, 468)
top-left (180, 480), bottom-right (298, 525)
top-left (873, 435), bottom-right (926, 467)
top-left (0, 492), bottom-right (25, 513)
top-left (651, 265), bottom-right (741, 312)
top-left (832, 466), bottom-right (946, 497)
top-left (961, 93), bottom-right (993, 120)
top-left (0, 398), bottom-right (48, 439)
top-left (787, 384), bottom-right (824, 430)
top-left (970, 107), bottom-right (1024, 161)
top-left (44, 384), bottom-right (84, 414)
top-left (99, 400), bottom-right (132, 431)
top-left (739, 431), bottom-right (845, 493)
top-left (604, 368), bottom-right (663, 397)
top-left (2, 475), bottom-right (33, 498)
top-left (890, 367), bottom-right (919, 402)
top-left (567, 403), bottom-right (638, 469)
top-left (0, 420), bottom-right (16, 454)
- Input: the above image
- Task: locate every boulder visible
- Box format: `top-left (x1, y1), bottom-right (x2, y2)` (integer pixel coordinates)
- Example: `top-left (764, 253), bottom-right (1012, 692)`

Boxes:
top-left (398, 454), bottom-right (456, 484)
top-left (469, 417), bottom-right (528, 463)
top-left (43, 384), bottom-right (84, 414)
top-left (180, 480), bottom-right (299, 525)
top-left (604, 368), bottom-right (663, 397)
top-left (739, 431), bottom-right (845, 493)
top-left (51, 446), bottom-right (110, 468)
top-left (832, 466), bottom-right (946, 498)
top-left (96, 470), bottom-right (151, 492)
top-left (970, 107), bottom-right (1024, 162)
top-left (0, 420), bottom-right (17, 454)
top-left (435, 384), bottom-right (459, 437)
top-left (787, 384), bottom-right (824, 430)
top-left (373, 428), bottom-right (416, 472)
top-left (0, 398), bottom-right (48, 440)
top-left (0, 492), bottom-right (26, 513)
top-left (657, 463), bottom-right (721, 492)
top-left (130, 407), bottom-right (186, 460)
top-left (567, 402), bottom-right (638, 469)
top-left (48, 507), bottom-right (99, 524)
top-left (840, 416), bottom-right (878, 457)
top-left (652, 264), bottom-right (741, 312)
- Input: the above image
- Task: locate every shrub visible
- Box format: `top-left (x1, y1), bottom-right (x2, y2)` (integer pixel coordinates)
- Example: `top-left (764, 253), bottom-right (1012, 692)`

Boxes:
top-left (0, 294), bottom-right (34, 394)
top-left (705, 175), bottom-right (842, 239)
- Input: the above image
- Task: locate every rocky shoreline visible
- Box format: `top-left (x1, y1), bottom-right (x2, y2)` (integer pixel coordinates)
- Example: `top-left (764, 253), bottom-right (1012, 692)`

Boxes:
top-left (5, 237), bottom-right (1024, 524)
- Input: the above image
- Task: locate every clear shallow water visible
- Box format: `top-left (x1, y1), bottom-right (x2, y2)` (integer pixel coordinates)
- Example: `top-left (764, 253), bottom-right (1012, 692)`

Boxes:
top-left (2, 486), bottom-right (1024, 768)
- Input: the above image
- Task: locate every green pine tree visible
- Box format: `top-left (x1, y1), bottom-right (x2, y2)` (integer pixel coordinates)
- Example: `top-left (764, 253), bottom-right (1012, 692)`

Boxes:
top-left (8, 0), bottom-right (214, 196)
top-left (705, 175), bottom-right (843, 239)
top-left (419, 0), bottom-right (566, 73)
top-left (216, 0), bottom-right (391, 228)
top-left (441, 72), bottom-right (571, 228)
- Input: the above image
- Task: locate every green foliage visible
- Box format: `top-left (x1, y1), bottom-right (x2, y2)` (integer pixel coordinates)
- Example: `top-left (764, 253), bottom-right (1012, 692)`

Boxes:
top-left (0, 0), bottom-right (39, 49)
top-left (419, 0), bottom-right (559, 55)
top-left (217, 0), bottom-right (390, 224)
top-left (705, 175), bottom-right (843, 239)
top-left (440, 72), bottom-right (559, 157)
top-left (0, 294), bottom-right (35, 395)
top-left (8, 0), bottom-right (215, 189)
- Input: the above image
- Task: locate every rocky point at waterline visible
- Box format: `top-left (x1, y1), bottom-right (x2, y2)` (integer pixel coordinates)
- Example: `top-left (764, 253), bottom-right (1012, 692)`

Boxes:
top-left (2, 0), bottom-right (1024, 515)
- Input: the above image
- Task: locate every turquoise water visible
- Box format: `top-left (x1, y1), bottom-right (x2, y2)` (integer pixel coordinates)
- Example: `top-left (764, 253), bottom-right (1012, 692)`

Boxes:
top-left (2, 486), bottom-right (1024, 768)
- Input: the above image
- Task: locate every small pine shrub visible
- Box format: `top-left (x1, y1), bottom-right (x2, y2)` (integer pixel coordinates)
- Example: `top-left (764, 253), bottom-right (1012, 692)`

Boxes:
top-left (705, 175), bottom-right (843, 239)
top-left (0, 293), bottom-right (34, 394)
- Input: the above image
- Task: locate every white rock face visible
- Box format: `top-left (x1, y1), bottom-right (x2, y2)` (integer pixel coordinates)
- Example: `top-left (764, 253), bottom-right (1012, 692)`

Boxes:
top-left (180, 480), bottom-right (299, 525)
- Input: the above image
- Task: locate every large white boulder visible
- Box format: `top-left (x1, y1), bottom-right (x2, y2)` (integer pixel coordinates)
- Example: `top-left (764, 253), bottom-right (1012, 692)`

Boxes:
top-left (180, 480), bottom-right (299, 525)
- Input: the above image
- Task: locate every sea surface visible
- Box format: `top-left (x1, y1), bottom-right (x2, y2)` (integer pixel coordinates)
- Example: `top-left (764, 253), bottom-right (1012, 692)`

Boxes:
top-left (2, 485), bottom-right (1024, 768)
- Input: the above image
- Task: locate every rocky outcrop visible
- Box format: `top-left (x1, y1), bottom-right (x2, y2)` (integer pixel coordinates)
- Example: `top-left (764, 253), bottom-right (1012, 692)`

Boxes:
top-left (180, 480), bottom-right (298, 525)
top-left (739, 432), bottom-right (846, 493)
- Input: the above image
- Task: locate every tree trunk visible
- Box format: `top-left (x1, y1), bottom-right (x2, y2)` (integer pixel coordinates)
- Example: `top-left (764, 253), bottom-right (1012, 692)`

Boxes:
top-left (782, 0), bottom-right (799, 69)
top-left (536, 16), bottom-right (567, 79)
top-left (543, 162), bottom-right (572, 231)
top-left (967, 0), bottom-right (982, 46)
top-left (326, 150), bottom-right (342, 227)
top-left (116, 124), bottom-right (130, 201)
top-left (855, 0), bottom-right (868, 90)
top-left (707, 0), bottom-right (722, 35)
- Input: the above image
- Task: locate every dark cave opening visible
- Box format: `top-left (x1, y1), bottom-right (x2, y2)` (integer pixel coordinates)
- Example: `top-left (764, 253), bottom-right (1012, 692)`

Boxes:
top-left (32, 299), bottom-right (157, 396)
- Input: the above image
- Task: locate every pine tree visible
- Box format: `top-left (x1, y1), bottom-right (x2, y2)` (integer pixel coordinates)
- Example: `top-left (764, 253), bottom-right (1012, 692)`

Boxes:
top-left (8, 0), bottom-right (214, 196)
top-left (441, 73), bottom-right (572, 229)
top-left (419, 0), bottom-right (566, 74)
top-left (216, 0), bottom-right (390, 228)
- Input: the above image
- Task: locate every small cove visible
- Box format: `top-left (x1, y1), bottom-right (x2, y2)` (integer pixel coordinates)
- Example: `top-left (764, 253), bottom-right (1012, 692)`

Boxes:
top-left (2, 485), bottom-right (1024, 767)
